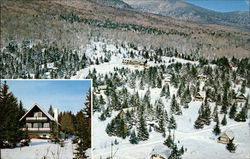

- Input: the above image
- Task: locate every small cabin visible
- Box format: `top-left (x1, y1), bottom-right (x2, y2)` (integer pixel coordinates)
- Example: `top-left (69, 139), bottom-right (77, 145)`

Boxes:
top-left (96, 85), bottom-right (107, 94)
top-left (197, 75), bottom-right (207, 81)
top-left (218, 130), bottom-right (234, 144)
top-left (150, 145), bottom-right (171, 159)
top-left (122, 58), bottom-right (147, 66)
top-left (118, 110), bottom-right (126, 120)
top-left (19, 104), bottom-right (59, 139)
top-left (229, 62), bottom-right (236, 68)
top-left (235, 94), bottom-right (246, 103)
top-left (194, 93), bottom-right (204, 101)
top-left (163, 74), bottom-right (172, 83)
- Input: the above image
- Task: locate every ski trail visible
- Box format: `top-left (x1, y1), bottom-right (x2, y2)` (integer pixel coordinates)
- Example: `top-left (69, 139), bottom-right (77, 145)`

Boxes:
top-left (175, 122), bottom-right (248, 136)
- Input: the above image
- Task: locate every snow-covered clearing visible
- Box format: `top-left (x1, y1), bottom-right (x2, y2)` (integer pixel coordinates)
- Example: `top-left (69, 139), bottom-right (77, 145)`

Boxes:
top-left (93, 111), bottom-right (250, 159)
top-left (1, 139), bottom-right (76, 159)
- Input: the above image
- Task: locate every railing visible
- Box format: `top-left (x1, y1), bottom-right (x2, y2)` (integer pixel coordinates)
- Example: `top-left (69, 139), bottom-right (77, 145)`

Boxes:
top-left (23, 128), bottom-right (51, 131)
top-left (26, 117), bottom-right (47, 120)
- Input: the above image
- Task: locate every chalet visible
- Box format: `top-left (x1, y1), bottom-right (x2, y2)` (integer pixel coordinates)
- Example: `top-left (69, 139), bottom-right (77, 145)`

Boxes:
top-left (197, 75), bottom-right (207, 81)
top-left (150, 145), bottom-right (171, 159)
top-left (122, 58), bottom-right (147, 66)
top-left (194, 93), bottom-right (204, 101)
top-left (163, 74), bottom-right (172, 83)
top-left (95, 85), bottom-right (107, 94)
top-left (218, 130), bottom-right (234, 144)
top-left (229, 61), bottom-right (237, 68)
top-left (118, 110), bottom-right (126, 120)
top-left (235, 94), bottom-right (246, 103)
top-left (19, 104), bottom-right (59, 139)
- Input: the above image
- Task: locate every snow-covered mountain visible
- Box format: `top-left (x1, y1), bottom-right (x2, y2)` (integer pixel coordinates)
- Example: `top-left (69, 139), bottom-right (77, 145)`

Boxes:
top-left (123, 0), bottom-right (250, 31)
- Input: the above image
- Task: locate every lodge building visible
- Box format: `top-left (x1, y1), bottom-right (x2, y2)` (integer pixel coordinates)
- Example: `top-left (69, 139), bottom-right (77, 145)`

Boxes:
top-left (19, 104), bottom-right (59, 139)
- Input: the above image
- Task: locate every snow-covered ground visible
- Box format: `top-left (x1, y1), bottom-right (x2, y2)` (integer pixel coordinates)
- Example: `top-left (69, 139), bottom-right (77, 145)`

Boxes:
top-left (70, 40), bottom-right (250, 159)
top-left (2, 139), bottom-right (76, 159)
top-left (93, 110), bottom-right (250, 159)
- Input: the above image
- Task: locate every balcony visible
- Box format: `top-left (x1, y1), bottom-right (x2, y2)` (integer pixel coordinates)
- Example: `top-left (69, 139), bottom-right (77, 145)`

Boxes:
top-left (26, 117), bottom-right (47, 121)
top-left (22, 128), bottom-right (51, 131)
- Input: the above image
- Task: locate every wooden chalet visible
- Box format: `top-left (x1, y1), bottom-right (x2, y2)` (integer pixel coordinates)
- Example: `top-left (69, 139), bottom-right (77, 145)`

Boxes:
top-left (218, 130), bottom-right (234, 144)
top-left (163, 74), bottom-right (172, 83)
top-left (19, 104), bottom-right (59, 139)
top-left (150, 145), bottom-right (171, 159)
top-left (235, 94), bottom-right (246, 103)
top-left (194, 93), bottom-right (204, 101)
top-left (122, 58), bottom-right (147, 66)
top-left (118, 110), bottom-right (126, 120)
top-left (96, 85), bottom-right (107, 94)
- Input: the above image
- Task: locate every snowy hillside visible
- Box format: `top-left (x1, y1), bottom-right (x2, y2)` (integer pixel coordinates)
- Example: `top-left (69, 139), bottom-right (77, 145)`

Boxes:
top-left (72, 39), bottom-right (250, 159)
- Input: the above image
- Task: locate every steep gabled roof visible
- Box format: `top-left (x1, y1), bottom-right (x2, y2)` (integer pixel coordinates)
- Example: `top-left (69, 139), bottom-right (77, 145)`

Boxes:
top-left (220, 130), bottom-right (234, 140)
top-left (19, 103), bottom-right (55, 121)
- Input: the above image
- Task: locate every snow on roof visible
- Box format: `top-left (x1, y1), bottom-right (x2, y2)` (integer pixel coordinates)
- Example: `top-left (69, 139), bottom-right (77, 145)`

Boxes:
top-left (150, 145), bottom-right (171, 158)
top-left (19, 103), bottom-right (55, 121)
top-left (123, 58), bottom-right (147, 62)
top-left (220, 130), bottom-right (234, 140)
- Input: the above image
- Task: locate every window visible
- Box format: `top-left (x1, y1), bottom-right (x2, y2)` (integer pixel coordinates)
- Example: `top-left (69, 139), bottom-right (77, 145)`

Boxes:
top-left (34, 112), bottom-right (42, 117)
top-left (38, 123), bottom-right (42, 128)
top-left (33, 123), bottom-right (38, 128)
top-left (26, 123), bottom-right (32, 128)
top-left (43, 123), bottom-right (50, 128)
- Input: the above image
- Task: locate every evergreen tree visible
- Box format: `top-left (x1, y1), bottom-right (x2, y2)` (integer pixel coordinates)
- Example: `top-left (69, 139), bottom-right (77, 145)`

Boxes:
top-left (213, 105), bottom-right (219, 122)
top-left (74, 89), bottom-right (91, 158)
top-left (0, 81), bottom-right (28, 148)
top-left (220, 90), bottom-right (228, 114)
top-left (18, 101), bottom-right (26, 119)
top-left (48, 105), bottom-right (54, 117)
top-left (138, 115), bottom-right (149, 141)
top-left (160, 85), bottom-right (166, 97)
top-left (129, 130), bottom-right (139, 144)
top-left (213, 120), bottom-right (221, 136)
top-left (51, 122), bottom-right (60, 143)
top-left (168, 115), bottom-right (177, 130)
top-left (157, 76), bottom-right (162, 88)
top-left (169, 144), bottom-right (182, 159)
top-left (60, 112), bottom-right (74, 135)
top-left (99, 112), bottom-right (106, 121)
top-left (194, 115), bottom-right (204, 129)
top-left (99, 95), bottom-right (106, 105)
top-left (164, 134), bottom-right (173, 148)
top-left (221, 114), bottom-right (227, 126)
top-left (234, 106), bottom-right (247, 122)
top-left (165, 84), bottom-right (170, 99)
top-left (139, 79), bottom-right (144, 90)
top-left (203, 105), bottom-right (211, 125)
top-left (229, 103), bottom-right (237, 119)
top-left (170, 94), bottom-right (181, 115)
top-left (226, 138), bottom-right (236, 153)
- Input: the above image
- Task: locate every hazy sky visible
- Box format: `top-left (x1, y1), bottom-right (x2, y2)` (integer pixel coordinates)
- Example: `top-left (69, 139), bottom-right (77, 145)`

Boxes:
top-left (4, 80), bottom-right (91, 114)
top-left (185, 0), bottom-right (249, 12)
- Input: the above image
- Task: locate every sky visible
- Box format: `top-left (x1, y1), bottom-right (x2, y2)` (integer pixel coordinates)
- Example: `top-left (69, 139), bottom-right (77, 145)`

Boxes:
top-left (4, 80), bottom-right (91, 114)
top-left (185, 0), bottom-right (250, 12)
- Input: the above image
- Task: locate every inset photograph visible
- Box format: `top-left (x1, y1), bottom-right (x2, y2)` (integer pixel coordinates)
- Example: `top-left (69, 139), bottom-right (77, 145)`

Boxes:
top-left (0, 79), bottom-right (91, 159)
